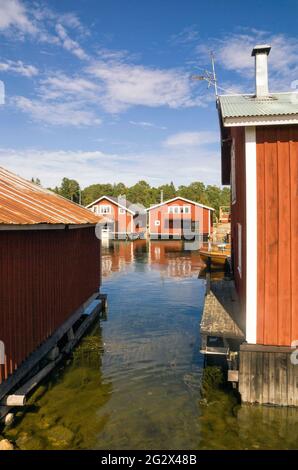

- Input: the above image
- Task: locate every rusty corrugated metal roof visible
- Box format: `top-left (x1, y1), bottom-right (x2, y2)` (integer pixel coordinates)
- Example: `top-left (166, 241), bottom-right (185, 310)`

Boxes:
top-left (0, 167), bottom-right (101, 226)
top-left (218, 92), bottom-right (298, 119)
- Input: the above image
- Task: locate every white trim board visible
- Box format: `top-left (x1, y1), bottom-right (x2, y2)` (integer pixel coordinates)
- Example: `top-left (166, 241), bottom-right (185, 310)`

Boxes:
top-left (223, 114), bottom-right (298, 127)
top-left (86, 195), bottom-right (136, 215)
top-left (146, 196), bottom-right (214, 212)
top-left (245, 126), bottom-right (258, 344)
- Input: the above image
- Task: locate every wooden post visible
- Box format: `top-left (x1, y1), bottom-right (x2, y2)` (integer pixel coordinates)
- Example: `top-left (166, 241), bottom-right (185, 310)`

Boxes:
top-left (206, 256), bottom-right (211, 295)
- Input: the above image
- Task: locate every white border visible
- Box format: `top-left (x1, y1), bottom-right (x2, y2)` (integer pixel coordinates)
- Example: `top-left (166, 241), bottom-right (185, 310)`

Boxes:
top-left (146, 196), bottom-right (214, 212)
top-left (245, 126), bottom-right (257, 344)
top-left (86, 195), bottom-right (135, 215)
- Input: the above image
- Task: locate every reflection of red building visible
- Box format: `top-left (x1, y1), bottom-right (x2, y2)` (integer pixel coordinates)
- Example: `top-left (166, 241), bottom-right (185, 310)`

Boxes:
top-left (149, 241), bottom-right (204, 278)
top-left (147, 197), bottom-right (214, 240)
top-left (86, 196), bottom-right (145, 238)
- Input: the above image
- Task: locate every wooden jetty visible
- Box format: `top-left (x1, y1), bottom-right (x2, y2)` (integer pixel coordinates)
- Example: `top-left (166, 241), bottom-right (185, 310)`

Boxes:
top-left (0, 293), bottom-right (107, 423)
top-left (200, 279), bottom-right (244, 356)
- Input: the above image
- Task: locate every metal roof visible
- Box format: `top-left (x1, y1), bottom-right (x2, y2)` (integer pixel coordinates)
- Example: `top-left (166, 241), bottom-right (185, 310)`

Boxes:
top-left (218, 92), bottom-right (298, 119)
top-left (0, 167), bottom-right (101, 226)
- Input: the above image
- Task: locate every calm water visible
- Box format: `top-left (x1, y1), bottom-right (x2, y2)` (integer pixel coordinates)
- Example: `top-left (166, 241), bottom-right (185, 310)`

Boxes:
top-left (4, 241), bottom-right (298, 450)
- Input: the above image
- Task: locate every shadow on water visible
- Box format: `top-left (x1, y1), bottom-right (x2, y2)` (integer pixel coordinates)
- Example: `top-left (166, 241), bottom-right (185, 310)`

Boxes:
top-left (3, 240), bottom-right (298, 449)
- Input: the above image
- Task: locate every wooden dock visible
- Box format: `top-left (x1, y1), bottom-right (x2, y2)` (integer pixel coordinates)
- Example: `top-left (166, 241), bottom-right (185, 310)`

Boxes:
top-left (200, 279), bottom-right (245, 355)
top-left (0, 292), bottom-right (107, 424)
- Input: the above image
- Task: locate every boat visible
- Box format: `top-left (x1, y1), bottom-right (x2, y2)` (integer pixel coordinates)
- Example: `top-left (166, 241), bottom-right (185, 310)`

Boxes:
top-left (199, 244), bottom-right (230, 267)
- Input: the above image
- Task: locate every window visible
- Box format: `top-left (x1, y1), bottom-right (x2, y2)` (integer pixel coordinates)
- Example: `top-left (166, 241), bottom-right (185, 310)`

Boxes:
top-left (183, 206), bottom-right (190, 214)
top-left (92, 206), bottom-right (98, 214)
top-left (231, 139), bottom-right (236, 204)
top-left (155, 220), bottom-right (160, 226)
top-left (237, 223), bottom-right (242, 277)
top-left (99, 205), bottom-right (111, 214)
top-left (119, 207), bottom-right (126, 215)
top-left (168, 206), bottom-right (180, 214)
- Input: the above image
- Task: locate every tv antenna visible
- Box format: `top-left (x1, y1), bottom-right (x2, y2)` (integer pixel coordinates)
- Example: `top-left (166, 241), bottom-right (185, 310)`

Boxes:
top-left (191, 51), bottom-right (224, 98)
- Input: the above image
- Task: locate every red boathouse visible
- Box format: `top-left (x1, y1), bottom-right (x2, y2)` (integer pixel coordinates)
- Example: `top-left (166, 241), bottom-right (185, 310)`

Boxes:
top-left (0, 167), bottom-right (101, 397)
top-left (217, 44), bottom-right (298, 405)
top-left (86, 195), bottom-right (145, 239)
top-left (147, 197), bottom-right (214, 241)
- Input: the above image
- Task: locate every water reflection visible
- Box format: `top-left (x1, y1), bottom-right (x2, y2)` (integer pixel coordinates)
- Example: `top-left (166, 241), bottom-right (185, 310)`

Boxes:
top-left (4, 240), bottom-right (298, 450)
top-left (102, 240), bottom-right (205, 279)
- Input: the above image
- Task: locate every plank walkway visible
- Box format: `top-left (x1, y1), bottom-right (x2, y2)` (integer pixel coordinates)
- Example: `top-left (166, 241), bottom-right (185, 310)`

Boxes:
top-left (200, 279), bottom-right (244, 340)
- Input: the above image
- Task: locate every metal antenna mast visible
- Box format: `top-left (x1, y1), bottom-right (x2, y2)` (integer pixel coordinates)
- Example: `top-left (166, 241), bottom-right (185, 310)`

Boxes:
top-left (191, 51), bottom-right (222, 98)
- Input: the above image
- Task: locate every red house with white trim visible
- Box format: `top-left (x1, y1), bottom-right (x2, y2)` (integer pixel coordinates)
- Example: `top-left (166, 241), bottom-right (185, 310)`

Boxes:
top-left (147, 197), bottom-right (214, 241)
top-left (86, 195), bottom-right (145, 239)
top-left (218, 44), bottom-right (298, 405)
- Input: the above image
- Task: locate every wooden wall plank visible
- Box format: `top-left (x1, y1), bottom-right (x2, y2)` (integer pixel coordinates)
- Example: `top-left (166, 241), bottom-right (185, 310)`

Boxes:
top-left (256, 128), bottom-right (266, 344)
top-left (290, 130), bottom-right (298, 341)
top-left (277, 128), bottom-right (292, 346)
top-left (264, 133), bottom-right (279, 345)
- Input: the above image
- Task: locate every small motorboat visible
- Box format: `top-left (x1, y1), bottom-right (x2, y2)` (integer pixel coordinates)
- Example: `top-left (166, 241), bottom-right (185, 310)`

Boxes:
top-left (199, 244), bottom-right (230, 267)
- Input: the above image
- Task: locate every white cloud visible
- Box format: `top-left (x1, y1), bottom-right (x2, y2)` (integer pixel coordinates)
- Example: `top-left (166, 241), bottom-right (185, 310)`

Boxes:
top-left (87, 60), bottom-right (205, 113)
top-left (163, 131), bottom-right (218, 147)
top-left (170, 25), bottom-right (199, 45)
top-left (129, 120), bottom-right (167, 130)
top-left (0, 59), bottom-right (38, 77)
top-left (39, 72), bottom-right (100, 100)
top-left (55, 24), bottom-right (89, 60)
top-left (0, 145), bottom-right (221, 188)
top-left (13, 96), bottom-right (101, 127)
top-left (0, 0), bottom-right (36, 34)
top-left (200, 30), bottom-right (298, 92)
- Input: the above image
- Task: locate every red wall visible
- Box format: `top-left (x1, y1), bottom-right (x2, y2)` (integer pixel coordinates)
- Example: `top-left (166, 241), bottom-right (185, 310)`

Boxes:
top-left (90, 198), bottom-right (139, 233)
top-left (256, 126), bottom-right (298, 346)
top-left (0, 227), bottom-right (100, 384)
top-left (231, 127), bottom-right (247, 333)
top-left (149, 199), bottom-right (211, 238)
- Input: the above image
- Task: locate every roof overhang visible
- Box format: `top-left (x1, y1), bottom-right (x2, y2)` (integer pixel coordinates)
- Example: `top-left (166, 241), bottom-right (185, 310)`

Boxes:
top-left (86, 195), bottom-right (136, 215)
top-left (0, 223), bottom-right (97, 231)
top-left (147, 196), bottom-right (214, 212)
top-left (222, 114), bottom-right (298, 127)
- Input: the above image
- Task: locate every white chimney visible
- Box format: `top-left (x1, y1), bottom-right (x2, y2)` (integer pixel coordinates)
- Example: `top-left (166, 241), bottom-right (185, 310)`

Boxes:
top-left (251, 44), bottom-right (271, 97)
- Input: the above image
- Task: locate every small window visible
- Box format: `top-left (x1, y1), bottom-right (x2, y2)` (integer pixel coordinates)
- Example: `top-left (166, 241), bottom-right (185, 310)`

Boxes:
top-left (231, 139), bottom-right (236, 204)
top-left (92, 206), bottom-right (98, 214)
top-left (119, 207), bottom-right (126, 214)
top-left (155, 220), bottom-right (160, 226)
top-left (168, 206), bottom-right (180, 214)
top-left (237, 223), bottom-right (242, 277)
top-left (183, 206), bottom-right (190, 214)
top-left (99, 205), bottom-right (111, 214)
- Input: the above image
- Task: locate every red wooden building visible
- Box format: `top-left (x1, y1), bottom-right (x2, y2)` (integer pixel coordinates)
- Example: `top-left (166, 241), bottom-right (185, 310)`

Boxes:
top-left (86, 195), bottom-right (145, 239)
top-left (0, 167), bottom-right (101, 394)
top-left (147, 197), bottom-right (214, 241)
top-left (217, 44), bottom-right (298, 405)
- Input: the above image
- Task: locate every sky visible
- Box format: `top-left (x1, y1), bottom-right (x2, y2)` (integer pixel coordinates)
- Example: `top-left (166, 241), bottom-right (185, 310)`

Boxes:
top-left (0, 0), bottom-right (298, 189)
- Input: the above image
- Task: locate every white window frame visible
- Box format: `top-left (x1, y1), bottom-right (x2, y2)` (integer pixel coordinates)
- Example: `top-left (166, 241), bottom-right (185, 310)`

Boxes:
top-left (231, 138), bottom-right (236, 204)
top-left (155, 220), bottom-right (160, 226)
top-left (237, 223), bottom-right (242, 277)
top-left (99, 205), bottom-right (112, 215)
top-left (168, 206), bottom-right (180, 214)
top-left (118, 207), bottom-right (126, 215)
top-left (92, 206), bottom-right (99, 214)
top-left (183, 205), bottom-right (191, 214)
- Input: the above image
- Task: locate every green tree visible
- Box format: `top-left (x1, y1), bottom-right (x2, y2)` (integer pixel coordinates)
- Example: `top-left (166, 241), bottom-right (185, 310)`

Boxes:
top-left (31, 177), bottom-right (41, 186)
top-left (59, 178), bottom-right (81, 203)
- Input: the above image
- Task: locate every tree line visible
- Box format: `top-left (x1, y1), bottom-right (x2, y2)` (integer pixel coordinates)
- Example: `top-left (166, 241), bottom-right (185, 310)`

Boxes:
top-left (46, 177), bottom-right (230, 218)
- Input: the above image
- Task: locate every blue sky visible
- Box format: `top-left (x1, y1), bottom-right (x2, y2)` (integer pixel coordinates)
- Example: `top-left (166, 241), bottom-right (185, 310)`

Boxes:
top-left (0, 0), bottom-right (298, 188)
